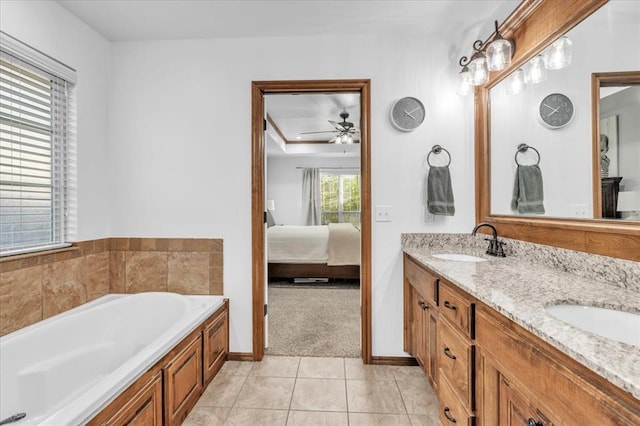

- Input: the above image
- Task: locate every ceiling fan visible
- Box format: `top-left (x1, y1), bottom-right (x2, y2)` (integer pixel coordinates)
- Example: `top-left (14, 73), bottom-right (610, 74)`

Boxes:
top-left (300, 111), bottom-right (360, 144)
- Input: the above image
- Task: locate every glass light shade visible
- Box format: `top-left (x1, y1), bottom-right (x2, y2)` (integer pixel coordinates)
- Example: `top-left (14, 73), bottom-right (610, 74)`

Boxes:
top-left (487, 38), bottom-right (513, 71)
top-left (506, 69), bottom-right (526, 95)
top-left (468, 56), bottom-right (489, 86)
top-left (457, 68), bottom-right (472, 96)
top-left (346, 135), bottom-right (354, 144)
top-left (545, 36), bottom-right (573, 70)
top-left (525, 55), bottom-right (547, 84)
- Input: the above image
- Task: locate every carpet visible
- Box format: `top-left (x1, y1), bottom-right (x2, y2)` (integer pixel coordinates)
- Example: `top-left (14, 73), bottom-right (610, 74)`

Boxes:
top-left (266, 284), bottom-right (360, 358)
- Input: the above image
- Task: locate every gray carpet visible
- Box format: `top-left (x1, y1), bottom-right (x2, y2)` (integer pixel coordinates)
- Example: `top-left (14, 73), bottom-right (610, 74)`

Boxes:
top-left (266, 284), bottom-right (360, 358)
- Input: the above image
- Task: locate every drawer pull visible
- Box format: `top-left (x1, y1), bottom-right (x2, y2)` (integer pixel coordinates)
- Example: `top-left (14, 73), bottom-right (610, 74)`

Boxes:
top-left (443, 347), bottom-right (457, 360)
top-left (528, 419), bottom-right (543, 426)
top-left (417, 300), bottom-right (429, 310)
top-left (443, 407), bottom-right (457, 423)
top-left (444, 301), bottom-right (457, 311)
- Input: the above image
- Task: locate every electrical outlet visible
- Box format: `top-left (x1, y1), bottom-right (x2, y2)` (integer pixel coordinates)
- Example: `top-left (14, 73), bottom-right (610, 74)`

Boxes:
top-left (375, 205), bottom-right (392, 222)
top-left (424, 206), bottom-right (435, 222)
top-left (570, 204), bottom-right (589, 218)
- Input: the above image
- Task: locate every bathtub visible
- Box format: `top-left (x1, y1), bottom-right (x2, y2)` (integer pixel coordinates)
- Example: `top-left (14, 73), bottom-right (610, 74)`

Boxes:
top-left (0, 292), bottom-right (225, 425)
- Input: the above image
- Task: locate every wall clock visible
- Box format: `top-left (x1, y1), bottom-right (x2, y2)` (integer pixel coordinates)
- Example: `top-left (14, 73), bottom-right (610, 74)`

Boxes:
top-left (538, 93), bottom-right (575, 129)
top-left (390, 96), bottom-right (425, 132)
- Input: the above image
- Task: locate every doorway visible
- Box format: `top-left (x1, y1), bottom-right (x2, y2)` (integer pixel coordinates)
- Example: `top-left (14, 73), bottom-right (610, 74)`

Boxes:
top-left (251, 79), bottom-right (372, 363)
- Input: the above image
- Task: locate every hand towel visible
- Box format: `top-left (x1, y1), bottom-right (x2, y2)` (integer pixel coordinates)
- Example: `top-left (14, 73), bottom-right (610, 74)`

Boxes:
top-left (427, 166), bottom-right (455, 216)
top-left (511, 164), bottom-right (545, 214)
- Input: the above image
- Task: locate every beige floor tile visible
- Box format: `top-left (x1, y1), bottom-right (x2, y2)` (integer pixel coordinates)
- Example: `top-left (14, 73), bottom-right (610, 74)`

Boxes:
top-left (197, 375), bottom-right (246, 407)
top-left (408, 413), bottom-right (442, 425)
top-left (220, 360), bottom-right (254, 376)
top-left (249, 355), bottom-right (300, 377)
top-left (234, 377), bottom-right (296, 410)
top-left (349, 413), bottom-right (413, 425)
top-left (396, 378), bottom-right (439, 415)
top-left (346, 380), bottom-right (406, 414)
top-left (224, 408), bottom-right (288, 426)
top-left (290, 378), bottom-right (347, 411)
top-left (298, 357), bottom-right (345, 379)
top-left (286, 411), bottom-right (348, 426)
top-left (390, 365), bottom-right (426, 382)
top-left (182, 406), bottom-right (230, 426)
top-left (344, 358), bottom-right (395, 381)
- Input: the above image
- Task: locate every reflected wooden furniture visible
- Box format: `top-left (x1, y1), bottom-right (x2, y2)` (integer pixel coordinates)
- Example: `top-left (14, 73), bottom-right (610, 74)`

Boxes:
top-left (601, 177), bottom-right (623, 219)
top-left (88, 300), bottom-right (229, 426)
top-left (268, 263), bottom-right (360, 280)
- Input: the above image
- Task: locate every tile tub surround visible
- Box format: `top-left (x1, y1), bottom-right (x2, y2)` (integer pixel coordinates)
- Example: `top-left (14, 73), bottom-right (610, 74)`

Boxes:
top-left (402, 245), bottom-right (640, 400)
top-left (0, 237), bottom-right (223, 336)
top-left (402, 233), bottom-right (640, 291)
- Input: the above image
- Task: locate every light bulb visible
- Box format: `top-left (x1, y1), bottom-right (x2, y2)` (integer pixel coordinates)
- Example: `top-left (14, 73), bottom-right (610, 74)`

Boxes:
top-left (545, 36), bottom-right (573, 70)
top-left (506, 69), bottom-right (526, 95)
top-left (487, 38), bottom-right (513, 71)
top-left (469, 56), bottom-right (489, 86)
top-left (457, 67), bottom-right (472, 96)
top-left (525, 55), bottom-right (547, 84)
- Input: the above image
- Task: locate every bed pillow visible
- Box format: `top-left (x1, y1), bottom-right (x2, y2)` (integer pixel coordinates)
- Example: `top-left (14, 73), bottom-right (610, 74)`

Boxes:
top-left (266, 210), bottom-right (276, 227)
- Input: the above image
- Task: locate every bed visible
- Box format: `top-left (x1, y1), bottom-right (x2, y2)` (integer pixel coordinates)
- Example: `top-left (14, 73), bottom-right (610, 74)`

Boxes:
top-left (267, 223), bottom-right (361, 280)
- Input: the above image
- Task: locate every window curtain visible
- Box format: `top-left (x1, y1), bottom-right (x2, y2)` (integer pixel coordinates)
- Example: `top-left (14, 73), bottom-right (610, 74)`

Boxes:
top-left (302, 168), bottom-right (321, 225)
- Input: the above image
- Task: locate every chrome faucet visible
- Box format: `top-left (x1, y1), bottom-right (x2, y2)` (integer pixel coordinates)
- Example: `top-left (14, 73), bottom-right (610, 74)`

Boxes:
top-left (472, 223), bottom-right (506, 257)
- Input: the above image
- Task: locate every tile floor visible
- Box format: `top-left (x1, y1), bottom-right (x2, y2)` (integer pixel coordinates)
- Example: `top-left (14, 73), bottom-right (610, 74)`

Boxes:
top-left (183, 356), bottom-right (441, 425)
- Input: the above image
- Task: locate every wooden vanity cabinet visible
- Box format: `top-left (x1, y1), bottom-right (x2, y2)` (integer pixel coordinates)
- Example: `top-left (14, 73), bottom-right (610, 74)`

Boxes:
top-left (403, 254), bottom-right (439, 388)
top-left (475, 304), bottom-right (640, 426)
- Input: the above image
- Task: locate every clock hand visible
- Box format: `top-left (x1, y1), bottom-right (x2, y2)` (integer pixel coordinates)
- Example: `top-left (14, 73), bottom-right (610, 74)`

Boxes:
top-left (547, 106), bottom-right (561, 117)
top-left (407, 106), bottom-right (422, 114)
top-left (403, 110), bottom-right (417, 120)
top-left (542, 103), bottom-right (556, 111)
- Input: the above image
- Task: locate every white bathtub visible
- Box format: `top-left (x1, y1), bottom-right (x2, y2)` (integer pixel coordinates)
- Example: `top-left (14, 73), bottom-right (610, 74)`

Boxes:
top-left (0, 292), bottom-right (225, 425)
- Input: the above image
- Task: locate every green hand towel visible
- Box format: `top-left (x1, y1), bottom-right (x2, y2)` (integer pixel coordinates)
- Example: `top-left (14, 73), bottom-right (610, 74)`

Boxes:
top-left (511, 165), bottom-right (545, 214)
top-left (427, 166), bottom-right (455, 216)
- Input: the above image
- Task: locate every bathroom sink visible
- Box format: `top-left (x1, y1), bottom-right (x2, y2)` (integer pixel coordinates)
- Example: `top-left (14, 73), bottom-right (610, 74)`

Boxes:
top-left (432, 253), bottom-right (487, 262)
top-left (545, 304), bottom-right (640, 348)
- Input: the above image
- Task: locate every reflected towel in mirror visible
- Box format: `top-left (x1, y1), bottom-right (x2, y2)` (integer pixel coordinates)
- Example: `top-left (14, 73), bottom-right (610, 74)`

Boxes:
top-left (511, 165), bottom-right (545, 214)
top-left (426, 166), bottom-right (455, 216)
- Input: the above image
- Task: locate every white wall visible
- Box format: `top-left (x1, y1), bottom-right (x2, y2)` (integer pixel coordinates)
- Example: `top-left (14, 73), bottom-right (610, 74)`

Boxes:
top-left (108, 33), bottom-right (476, 355)
top-left (267, 156), bottom-right (361, 226)
top-left (490, 1), bottom-right (640, 218)
top-left (0, 0), bottom-right (112, 240)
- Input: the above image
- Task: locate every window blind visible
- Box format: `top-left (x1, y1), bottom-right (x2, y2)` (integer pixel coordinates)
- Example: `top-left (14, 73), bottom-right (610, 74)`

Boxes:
top-left (0, 52), bottom-right (70, 255)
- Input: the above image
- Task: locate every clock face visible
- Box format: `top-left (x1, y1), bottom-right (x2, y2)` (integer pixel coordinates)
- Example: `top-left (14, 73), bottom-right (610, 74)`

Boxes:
top-left (390, 97), bottom-right (425, 132)
top-left (539, 93), bottom-right (574, 129)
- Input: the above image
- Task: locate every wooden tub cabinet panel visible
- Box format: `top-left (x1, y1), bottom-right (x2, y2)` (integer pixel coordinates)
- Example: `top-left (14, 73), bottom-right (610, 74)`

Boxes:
top-left (203, 304), bottom-right (229, 385)
top-left (164, 334), bottom-right (203, 426)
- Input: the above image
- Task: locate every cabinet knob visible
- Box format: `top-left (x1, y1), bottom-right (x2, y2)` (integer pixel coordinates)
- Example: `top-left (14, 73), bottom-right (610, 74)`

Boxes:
top-left (528, 418), bottom-right (543, 426)
top-left (417, 300), bottom-right (428, 310)
top-left (443, 347), bottom-right (457, 360)
top-left (444, 301), bottom-right (457, 311)
top-left (443, 407), bottom-right (457, 423)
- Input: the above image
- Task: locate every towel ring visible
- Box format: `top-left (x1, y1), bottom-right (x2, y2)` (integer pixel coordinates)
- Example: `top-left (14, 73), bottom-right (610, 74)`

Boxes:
top-left (427, 144), bottom-right (451, 167)
top-left (515, 143), bottom-right (540, 166)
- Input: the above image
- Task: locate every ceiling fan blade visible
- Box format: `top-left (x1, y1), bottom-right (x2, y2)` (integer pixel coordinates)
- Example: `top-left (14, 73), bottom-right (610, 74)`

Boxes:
top-left (299, 130), bottom-right (338, 135)
top-left (329, 120), bottom-right (346, 131)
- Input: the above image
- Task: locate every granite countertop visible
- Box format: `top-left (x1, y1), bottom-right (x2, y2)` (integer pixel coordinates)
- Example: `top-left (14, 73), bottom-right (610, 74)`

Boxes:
top-left (403, 246), bottom-right (640, 400)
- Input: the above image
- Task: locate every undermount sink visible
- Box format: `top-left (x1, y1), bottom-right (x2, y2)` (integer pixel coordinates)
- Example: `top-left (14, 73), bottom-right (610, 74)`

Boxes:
top-left (432, 253), bottom-right (487, 262)
top-left (545, 304), bottom-right (640, 348)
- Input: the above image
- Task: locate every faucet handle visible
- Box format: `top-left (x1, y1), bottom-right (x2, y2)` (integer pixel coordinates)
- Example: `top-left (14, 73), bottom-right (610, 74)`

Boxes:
top-left (496, 241), bottom-right (507, 257)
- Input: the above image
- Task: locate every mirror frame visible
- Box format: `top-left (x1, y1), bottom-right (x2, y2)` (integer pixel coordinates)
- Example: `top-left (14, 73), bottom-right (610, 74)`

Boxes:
top-left (475, 0), bottom-right (640, 262)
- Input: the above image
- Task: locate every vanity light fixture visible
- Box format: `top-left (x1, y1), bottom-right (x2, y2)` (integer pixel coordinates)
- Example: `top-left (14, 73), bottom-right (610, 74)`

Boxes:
top-left (505, 68), bottom-right (526, 95)
top-left (524, 55), bottom-right (548, 84)
top-left (544, 36), bottom-right (573, 70)
top-left (457, 20), bottom-right (515, 93)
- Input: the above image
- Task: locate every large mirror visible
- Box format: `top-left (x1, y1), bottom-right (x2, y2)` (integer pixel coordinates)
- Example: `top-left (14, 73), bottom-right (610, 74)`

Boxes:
top-left (475, 0), bottom-right (640, 261)
top-left (489, 0), bottom-right (639, 221)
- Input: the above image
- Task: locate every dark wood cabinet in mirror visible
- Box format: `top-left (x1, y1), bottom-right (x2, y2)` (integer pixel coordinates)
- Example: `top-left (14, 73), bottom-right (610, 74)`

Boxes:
top-left (475, 0), bottom-right (640, 262)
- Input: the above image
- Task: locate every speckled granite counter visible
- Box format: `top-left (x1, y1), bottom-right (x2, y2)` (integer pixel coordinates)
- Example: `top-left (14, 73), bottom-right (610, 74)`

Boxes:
top-left (402, 244), bottom-right (640, 400)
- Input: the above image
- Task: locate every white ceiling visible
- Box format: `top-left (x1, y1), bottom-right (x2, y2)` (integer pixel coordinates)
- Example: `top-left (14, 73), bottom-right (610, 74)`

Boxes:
top-left (55, 0), bottom-right (518, 157)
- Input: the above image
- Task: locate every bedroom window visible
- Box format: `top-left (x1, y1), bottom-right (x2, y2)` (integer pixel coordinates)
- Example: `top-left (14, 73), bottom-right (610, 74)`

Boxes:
top-left (0, 34), bottom-right (76, 256)
top-left (320, 171), bottom-right (360, 225)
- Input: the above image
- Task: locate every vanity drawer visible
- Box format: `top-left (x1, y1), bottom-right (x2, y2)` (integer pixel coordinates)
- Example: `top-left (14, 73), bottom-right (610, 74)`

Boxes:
top-left (439, 373), bottom-right (474, 426)
top-left (440, 280), bottom-right (474, 338)
top-left (404, 255), bottom-right (438, 306)
top-left (438, 317), bottom-right (474, 409)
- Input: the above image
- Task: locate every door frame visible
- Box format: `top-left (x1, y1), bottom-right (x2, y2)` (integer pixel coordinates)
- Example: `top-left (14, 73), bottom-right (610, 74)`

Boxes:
top-left (251, 79), bottom-right (372, 363)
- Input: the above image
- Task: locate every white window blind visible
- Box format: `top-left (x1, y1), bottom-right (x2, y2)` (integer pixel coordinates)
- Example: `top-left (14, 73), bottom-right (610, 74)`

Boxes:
top-left (0, 50), bottom-right (72, 256)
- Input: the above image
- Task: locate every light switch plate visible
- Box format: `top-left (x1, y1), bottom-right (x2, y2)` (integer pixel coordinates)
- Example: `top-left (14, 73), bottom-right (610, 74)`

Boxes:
top-left (375, 205), bottom-right (392, 222)
top-left (570, 204), bottom-right (588, 218)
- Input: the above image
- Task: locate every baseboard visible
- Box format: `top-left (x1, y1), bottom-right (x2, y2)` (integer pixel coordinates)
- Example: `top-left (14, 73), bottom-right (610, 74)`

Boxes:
top-left (228, 352), bottom-right (255, 361)
top-left (370, 356), bottom-right (419, 366)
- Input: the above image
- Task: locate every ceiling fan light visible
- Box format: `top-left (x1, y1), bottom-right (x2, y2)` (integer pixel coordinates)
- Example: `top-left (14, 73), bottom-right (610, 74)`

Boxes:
top-left (346, 135), bottom-right (354, 144)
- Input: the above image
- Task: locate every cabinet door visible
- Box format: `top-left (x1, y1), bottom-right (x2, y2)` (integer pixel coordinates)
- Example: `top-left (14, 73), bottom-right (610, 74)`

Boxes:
top-left (413, 289), bottom-right (427, 368)
top-left (428, 309), bottom-right (438, 389)
top-left (499, 377), bottom-right (553, 426)
top-left (204, 307), bottom-right (228, 384)
top-left (101, 372), bottom-right (163, 426)
top-left (163, 335), bottom-right (203, 426)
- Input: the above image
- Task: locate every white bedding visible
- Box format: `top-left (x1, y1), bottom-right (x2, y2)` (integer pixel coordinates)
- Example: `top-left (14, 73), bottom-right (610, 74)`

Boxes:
top-left (267, 224), bottom-right (361, 265)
